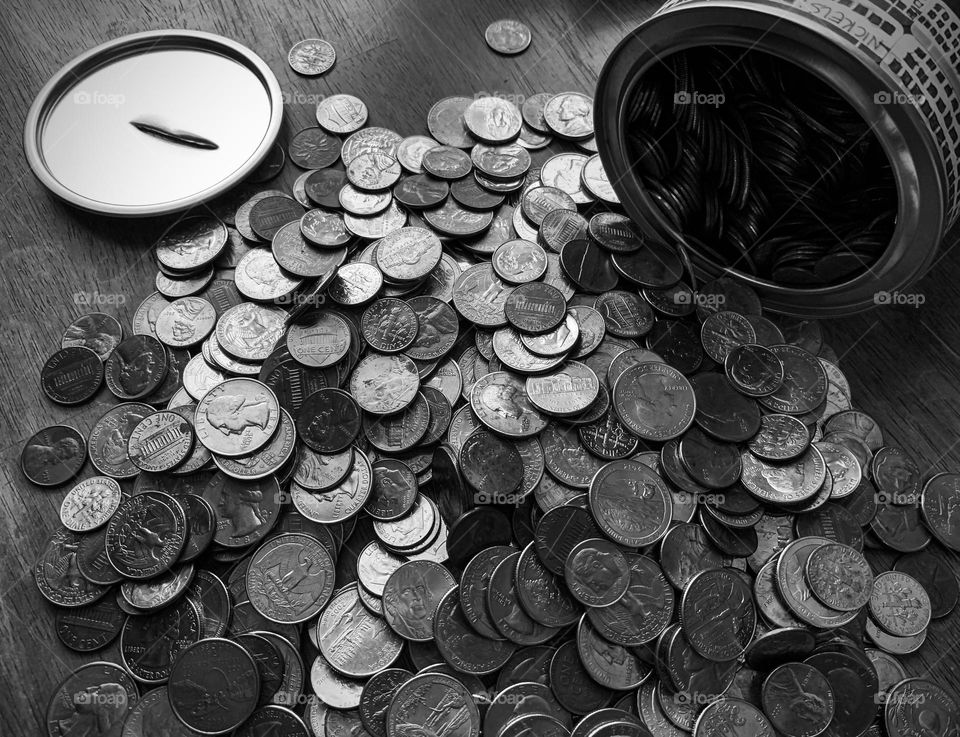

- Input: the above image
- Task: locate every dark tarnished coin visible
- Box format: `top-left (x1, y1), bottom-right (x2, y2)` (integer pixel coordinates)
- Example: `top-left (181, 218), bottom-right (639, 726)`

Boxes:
top-left (289, 126), bottom-right (342, 168)
top-left (61, 312), bottom-right (123, 359)
top-left (127, 410), bottom-right (194, 472)
top-left (681, 568), bottom-right (756, 662)
top-left (522, 186), bottom-right (576, 226)
top-left (367, 459), bottom-right (418, 521)
top-left (694, 699), bottom-right (774, 737)
top-left (870, 501), bottom-right (932, 552)
top-left (305, 167), bottom-right (350, 209)
top-left (297, 388), bottom-right (361, 453)
top-left (613, 361), bottom-right (696, 441)
top-left (560, 238), bottom-right (618, 293)
top-left (690, 372), bottom-right (761, 442)
top-left (452, 175), bottom-right (504, 209)
top-left (679, 428), bottom-right (742, 489)
top-left (894, 550), bottom-right (959, 618)
top-left (382, 560), bottom-right (456, 641)
top-left (460, 544), bottom-right (516, 639)
top-left (169, 637), bottom-right (261, 733)
top-left (872, 446), bottom-right (921, 505)
top-left (386, 673), bottom-right (480, 737)
top-left (434, 586), bottom-right (517, 675)
top-left (105, 334), bottom-right (169, 400)
top-left (534, 505), bottom-right (602, 575)
top-left (758, 345), bottom-right (829, 415)
top-left (804, 651), bottom-right (878, 737)
top-left (564, 537), bottom-right (630, 607)
top-left (360, 668), bottom-right (414, 737)
top-left (105, 491), bottom-right (187, 579)
top-left (749, 414), bottom-right (810, 461)
top-left (45, 661), bottom-right (139, 736)
top-left (725, 343), bottom-right (784, 397)
top-left (762, 662), bottom-right (835, 737)
top-left (203, 472), bottom-right (281, 548)
top-left (56, 595), bottom-right (125, 652)
top-left (588, 459), bottom-right (672, 547)
top-left (460, 428), bottom-right (523, 499)
top-left (505, 281), bottom-right (567, 334)
top-left (550, 640), bottom-right (613, 715)
top-left (41, 346), bottom-right (103, 405)
top-left (249, 196), bottom-right (305, 241)
top-left (514, 541), bottom-right (581, 628)
top-left (588, 553), bottom-right (673, 645)
top-left (487, 551), bottom-right (561, 645)
top-left (392, 173), bottom-right (449, 209)
top-left (804, 542), bottom-right (873, 611)
top-left (423, 145), bottom-right (472, 179)
top-left (540, 208), bottom-right (588, 254)
top-left (21, 424), bottom-right (86, 487)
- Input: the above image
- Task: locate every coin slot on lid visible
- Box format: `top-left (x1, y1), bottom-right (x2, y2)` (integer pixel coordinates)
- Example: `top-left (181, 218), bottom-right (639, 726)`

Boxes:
top-left (24, 30), bottom-right (283, 216)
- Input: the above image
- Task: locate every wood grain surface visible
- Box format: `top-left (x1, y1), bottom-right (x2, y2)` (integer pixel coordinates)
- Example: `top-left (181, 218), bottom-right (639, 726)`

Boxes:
top-left (2, 0), bottom-right (959, 730)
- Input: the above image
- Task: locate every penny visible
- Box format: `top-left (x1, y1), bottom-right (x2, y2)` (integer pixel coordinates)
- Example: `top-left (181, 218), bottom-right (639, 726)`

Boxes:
top-left (762, 662), bottom-right (835, 737)
top-left (681, 568), bottom-right (756, 661)
top-left (316, 94), bottom-right (368, 133)
top-left (382, 560), bottom-right (456, 641)
top-left (804, 542), bottom-right (874, 611)
top-left (504, 281), bottom-right (567, 334)
top-left (126, 410), bottom-right (194, 472)
top-left (690, 371), bottom-right (761, 442)
top-left (289, 38), bottom-right (335, 74)
top-left (550, 639), bottom-right (612, 715)
top-left (289, 126), bottom-right (342, 169)
top-left (41, 345), bottom-right (104, 405)
top-left (21, 424), bottom-right (86, 487)
top-left (870, 501), bottom-right (932, 552)
top-left (613, 361), bottom-right (696, 441)
top-left (869, 570), bottom-right (931, 637)
top-left (61, 312), bottom-right (123, 359)
top-left (679, 428), bottom-right (742, 489)
top-left (287, 312), bottom-right (351, 369)
top-left (169, 637), bottom-right (260, 733)
top-left (564, 537), bottom-right (630, 607)
top-left (595, 291), bottom-right (655, 340)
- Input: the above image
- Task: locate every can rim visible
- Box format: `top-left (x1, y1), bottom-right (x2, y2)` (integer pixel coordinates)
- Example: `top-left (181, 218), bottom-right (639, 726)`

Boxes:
top-left (23, 29), bottom-right (284, 218)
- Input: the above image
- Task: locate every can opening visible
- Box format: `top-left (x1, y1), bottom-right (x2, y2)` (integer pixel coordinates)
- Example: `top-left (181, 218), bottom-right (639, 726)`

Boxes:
top-left (621, 45), bottom-right (897, 289)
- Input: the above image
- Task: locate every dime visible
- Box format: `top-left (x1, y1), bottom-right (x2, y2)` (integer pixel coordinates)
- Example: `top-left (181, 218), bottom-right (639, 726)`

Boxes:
top-left (815, 440), bottom-right (862, 499)
top-left (776, 537), bottom-right (860, 628)
top-left (60, 476), bottom-right (122, 532)
top-left (804, 542), bottom-right (873, 611)
top-left (288, 38), bottom-right (335, 75)
top-left (195, 378), bottom-right (280, 456)
top-left (21, 424), bottom-right (86, 487)
top-left (869, 570), bottom-right (931, 637)
top-left (564, 537), bottom-right (630, 607)
top-left (316, 94), bottom-right (368, 133)
top-left (485, 19), bottom-right (532, 54)
top-left (748, 414), bottom-right (809, 461)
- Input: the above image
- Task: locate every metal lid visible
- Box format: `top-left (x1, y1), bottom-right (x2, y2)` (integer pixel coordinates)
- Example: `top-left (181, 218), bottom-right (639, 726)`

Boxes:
top-left (24, 30), bottom-right (283, 217)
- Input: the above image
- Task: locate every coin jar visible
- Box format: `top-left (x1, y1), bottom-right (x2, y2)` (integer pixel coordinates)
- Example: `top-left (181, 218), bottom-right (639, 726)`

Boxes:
top-left (594, 0), bottom-right (960, 316)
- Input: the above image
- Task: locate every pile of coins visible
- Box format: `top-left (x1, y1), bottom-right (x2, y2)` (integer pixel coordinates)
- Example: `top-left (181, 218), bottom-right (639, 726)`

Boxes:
top-left (23, 31), bottom-right (960, 737)
top-left (624, 46), bottom-right (897, 286)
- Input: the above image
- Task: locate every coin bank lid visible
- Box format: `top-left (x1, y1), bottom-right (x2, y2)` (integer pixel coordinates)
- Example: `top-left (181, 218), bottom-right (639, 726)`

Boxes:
top-left (24, 30), bottom-right (283, 217)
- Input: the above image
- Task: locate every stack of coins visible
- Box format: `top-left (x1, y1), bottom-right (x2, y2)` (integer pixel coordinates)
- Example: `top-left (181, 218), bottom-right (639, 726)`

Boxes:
top-left (623, 46), bottom-right (896, 287)
top-left (24, 36), bottom-right (960, 737)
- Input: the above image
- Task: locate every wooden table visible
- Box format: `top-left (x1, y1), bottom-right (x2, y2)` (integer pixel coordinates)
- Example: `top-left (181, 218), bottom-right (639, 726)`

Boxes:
top-left (2, 0), bottom-right (959, 730)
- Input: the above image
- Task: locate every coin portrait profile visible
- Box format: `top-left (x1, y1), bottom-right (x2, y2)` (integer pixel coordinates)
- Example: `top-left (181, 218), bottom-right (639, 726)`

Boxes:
top-left (115, 346), bottom-right (158, 394)
top-left (570, 548), bottom-right (620, 594)
top-left (205, 393), bottom-right (271, 436)
top-left (23, 435), bottom-right (82, 476)
top-left (217, 484), bottom-right (265, 538)
top-left (55, 682), bottom-right (129, 736)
